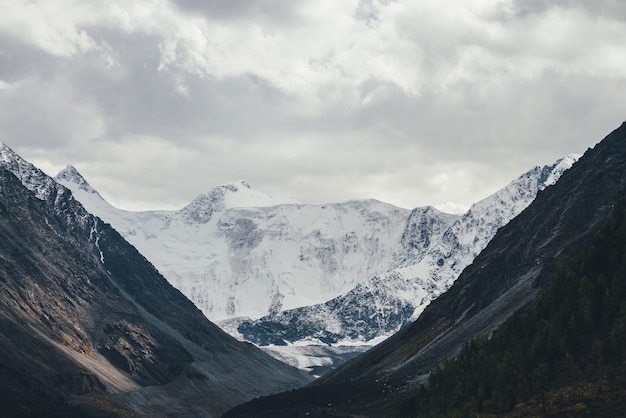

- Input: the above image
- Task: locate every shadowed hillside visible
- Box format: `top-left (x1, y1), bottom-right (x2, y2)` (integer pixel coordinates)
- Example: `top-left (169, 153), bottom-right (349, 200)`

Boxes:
top-left (399, 206), bottom-right (626, 417)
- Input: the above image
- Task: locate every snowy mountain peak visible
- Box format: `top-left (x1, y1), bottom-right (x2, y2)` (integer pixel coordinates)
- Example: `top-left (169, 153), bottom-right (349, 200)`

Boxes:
top-left (398, 206), bottom-right (460, 262)
top-left (228, 179), bottom-right (252, 190)
top-left (0, 141), bottom-right (60, 201)
top-left (54, 165), bottom-right (131, 223)
top-left (0, 140), bottom-right (23, 166)
top-left (540, 153), bottom-right (581, 189)
top-left (409, 205), bottom-right (458, 221)
top-left (216, 180), bottom-right (299, 208)
top-left (0, 140), bottom-right (16, 161)
top-left (55, 165), bottom-right (100, 196)
top-left (464, 154), bottom-right (580, 222)
top-left (180, 180), bottom-right (299, 224)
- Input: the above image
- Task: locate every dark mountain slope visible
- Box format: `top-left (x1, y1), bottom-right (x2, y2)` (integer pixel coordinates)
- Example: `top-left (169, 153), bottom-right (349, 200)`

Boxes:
top-left (0, 148), bottom-right (310, 417)
top-left (225, 121), bottom-right (626, 417)
top-left (399, 206), bottom-right (626, 417)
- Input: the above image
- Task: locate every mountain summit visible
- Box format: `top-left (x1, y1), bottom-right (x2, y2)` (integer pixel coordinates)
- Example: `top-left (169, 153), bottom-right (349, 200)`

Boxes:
top-left (178, 179), bottom-right (300, 224)
top-left (55, 165), bottom-right (100, 195)
top-left (1, 141), bottom-right (60, 200)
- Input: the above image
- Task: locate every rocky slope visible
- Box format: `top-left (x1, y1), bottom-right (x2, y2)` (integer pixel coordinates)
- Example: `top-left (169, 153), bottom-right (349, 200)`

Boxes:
top-left (224, 121), bottom-right (626, 417)
top-left (0, 142), bottom-right (310, 417)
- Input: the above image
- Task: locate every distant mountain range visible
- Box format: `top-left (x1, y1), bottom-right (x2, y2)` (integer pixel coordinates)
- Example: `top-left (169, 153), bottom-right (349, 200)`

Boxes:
top-left (0, 142), bottom-right (310, 417)
top-left (224, 121), bottom-right (626, 417)
top-left (1, 114), bottom-right (616, 418)
top-left (56, 154), bottom-right (578, 368)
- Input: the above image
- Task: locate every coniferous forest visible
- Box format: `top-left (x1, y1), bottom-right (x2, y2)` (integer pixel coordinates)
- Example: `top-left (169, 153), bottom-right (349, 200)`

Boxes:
top-left (398, 207), bottom-right (626, 417)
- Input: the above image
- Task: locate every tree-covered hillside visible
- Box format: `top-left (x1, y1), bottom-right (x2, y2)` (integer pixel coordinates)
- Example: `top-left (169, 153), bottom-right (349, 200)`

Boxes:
top-left (399, 207), bottom-right (626, 417)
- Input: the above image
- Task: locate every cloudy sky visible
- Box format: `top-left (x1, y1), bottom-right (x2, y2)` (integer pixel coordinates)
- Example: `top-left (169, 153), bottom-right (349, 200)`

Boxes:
top-left (1, 0), bottom-right (625, 213)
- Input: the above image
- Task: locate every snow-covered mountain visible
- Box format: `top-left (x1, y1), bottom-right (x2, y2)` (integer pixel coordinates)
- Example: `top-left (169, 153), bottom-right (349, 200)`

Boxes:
top-left (2, 138), bottom-right (579, 379)
top-left (54, 153), bottom-right (578, 374)
top-left (0, 143), bottom-right (66, 203)
top-left (238, 154), bottom-right (580, 347)
top-left (56, 167), bottom-right (416, 321)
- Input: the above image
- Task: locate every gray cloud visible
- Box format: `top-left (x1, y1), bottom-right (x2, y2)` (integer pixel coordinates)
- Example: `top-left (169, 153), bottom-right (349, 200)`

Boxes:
top-left (1, 1), bottom-right (625, 212)
top-left (508, 0), bottom-right (626, 20)
top-left (169, 0), bottom-right (300, 23)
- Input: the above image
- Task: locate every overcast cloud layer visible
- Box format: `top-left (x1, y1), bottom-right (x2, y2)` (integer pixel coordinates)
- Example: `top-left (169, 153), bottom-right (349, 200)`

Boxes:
top-left (1, 0), bottom-right (625, 213)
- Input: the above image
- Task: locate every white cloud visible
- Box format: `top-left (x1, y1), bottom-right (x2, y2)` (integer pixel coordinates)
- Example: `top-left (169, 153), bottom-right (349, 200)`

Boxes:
top-left (0, 1), bottom-right (108, 58)
top-left (1, 0), bottom-right (625, 212)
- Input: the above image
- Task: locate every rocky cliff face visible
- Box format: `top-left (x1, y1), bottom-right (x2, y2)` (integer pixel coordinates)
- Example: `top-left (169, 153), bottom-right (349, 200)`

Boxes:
top-left (224, 121), bottom-right (626, 417)
top-left (0, 143), bottom-right (310, 417)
